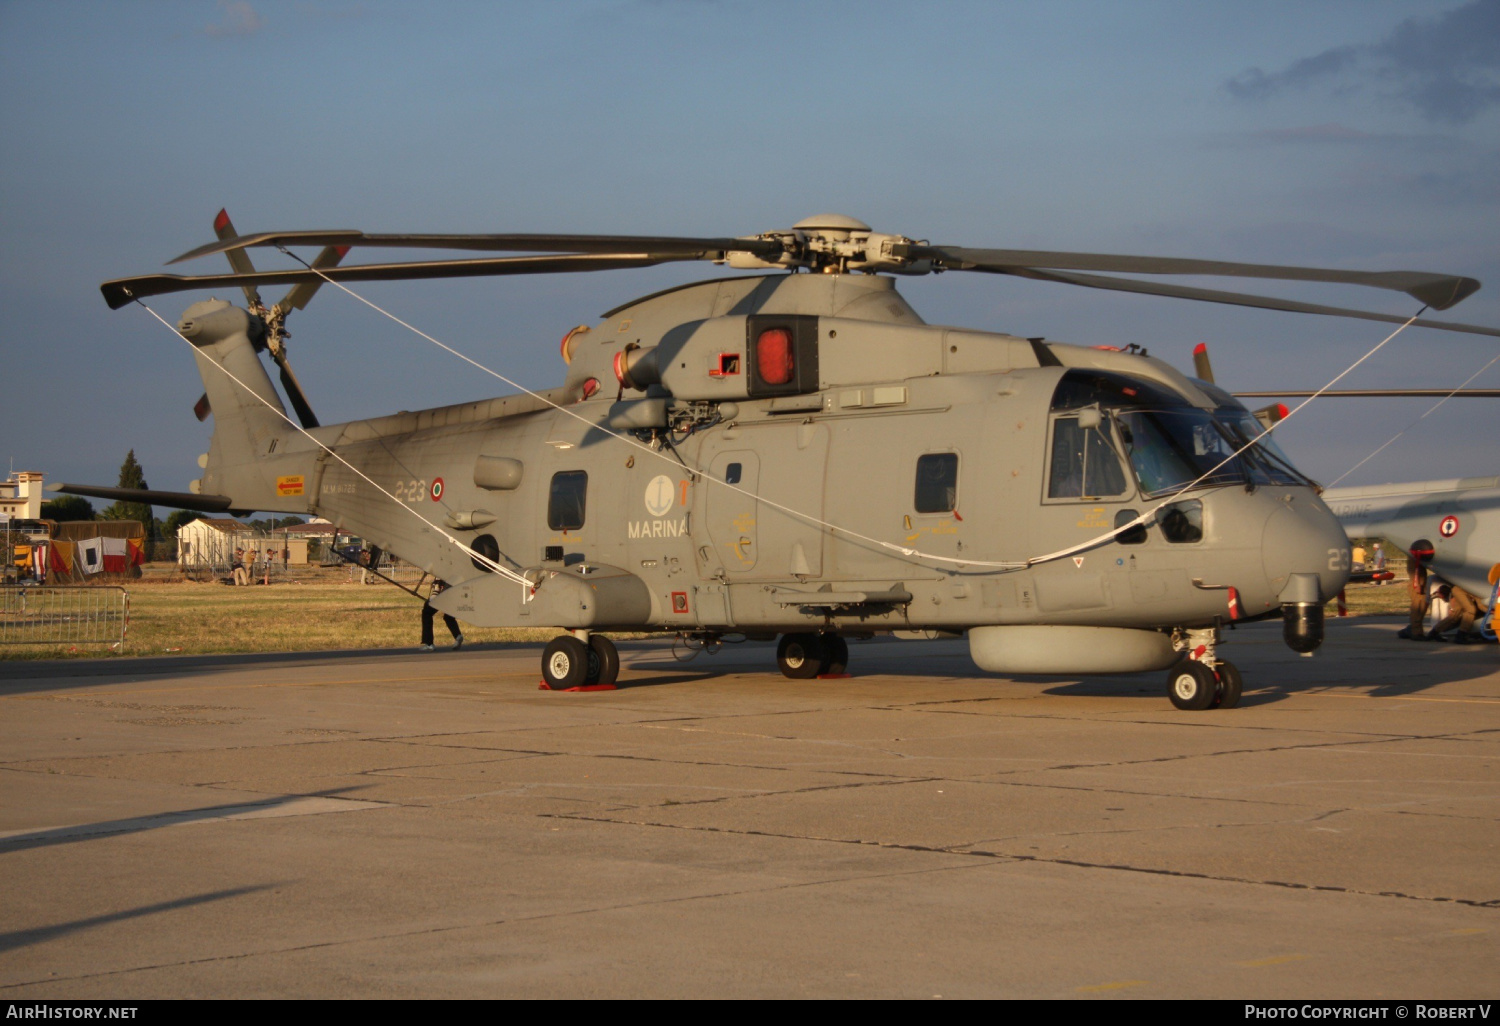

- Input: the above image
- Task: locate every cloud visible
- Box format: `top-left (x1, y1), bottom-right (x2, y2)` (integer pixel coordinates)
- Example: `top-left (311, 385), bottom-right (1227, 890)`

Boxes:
top-left (1225, 0), bottom-right (1500, 123)
top-left (203, 1), bottom-right (264, 38)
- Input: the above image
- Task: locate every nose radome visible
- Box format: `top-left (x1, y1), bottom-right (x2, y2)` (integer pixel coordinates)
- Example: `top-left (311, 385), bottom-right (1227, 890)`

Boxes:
top-left (1261, 499), bottom-right (1349, 601)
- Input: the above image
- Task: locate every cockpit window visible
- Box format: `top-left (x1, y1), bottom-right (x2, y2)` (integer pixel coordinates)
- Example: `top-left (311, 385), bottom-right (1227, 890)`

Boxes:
top-left (1050, 369), bottom-right (1185, 412)
top-left (1215, 409), bottom-right (1307, 486)
top-left (1050, 369), bottom-right (1313, 497)
top-left (1114, 409), bottom-right (1245, 497)
top-left (1047, 417), bottom-right (1129, 499)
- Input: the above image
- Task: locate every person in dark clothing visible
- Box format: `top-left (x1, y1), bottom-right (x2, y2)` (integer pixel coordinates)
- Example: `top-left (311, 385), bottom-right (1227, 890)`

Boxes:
top-left (1397, 539), bottom-right (1436, 640)
top-left (420, 579), bottom-right (464, 651)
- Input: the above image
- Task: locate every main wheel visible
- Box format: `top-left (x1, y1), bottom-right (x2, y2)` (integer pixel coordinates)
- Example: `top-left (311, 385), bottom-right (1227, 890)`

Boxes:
top-left (1212, 660), bottom-right (1243, 709)
top-left (819, 634), bottom-right (849, 675)
top-left (587, 635), bottom-right (620, 687)
top-left (777, 633), bottom-right (825, 679)
top-left (1166, 660), bottom-right (1217, 711)
top-left (542, 635), bottom-right (590, 690)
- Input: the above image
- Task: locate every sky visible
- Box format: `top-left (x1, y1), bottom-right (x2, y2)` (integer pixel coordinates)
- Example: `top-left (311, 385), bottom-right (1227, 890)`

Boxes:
top-left (1, 0), bottom-right (1497, 507)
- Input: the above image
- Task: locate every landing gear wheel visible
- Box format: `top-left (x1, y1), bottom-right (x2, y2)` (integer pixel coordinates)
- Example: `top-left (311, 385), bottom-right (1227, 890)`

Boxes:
top-left (819, 634), bottom-right (849, 675)
top-left (587, 635), bottom-right (620, 687)
top-left (777, 633), bottom-right (825, 679)
top-left (542, 635), bottom-right (590, 690)
top-left (1211, 660), bottom-right (1243, 709)
top-left (1167, 660), bottom-right (1218, 711)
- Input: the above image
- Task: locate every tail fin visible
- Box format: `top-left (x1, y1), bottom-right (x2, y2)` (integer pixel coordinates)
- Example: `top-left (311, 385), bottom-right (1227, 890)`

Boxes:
top-left (179, 298), bottom-right (289, 507)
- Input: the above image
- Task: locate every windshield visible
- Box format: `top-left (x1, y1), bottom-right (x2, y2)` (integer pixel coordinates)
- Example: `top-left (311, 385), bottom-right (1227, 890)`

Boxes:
top-left (1214, 408), bottom-right (1309, 487)
top-left (1049, 369), bottom-right (1313, 498)
top-left (1114, 407), bottom-right (1311, 497)
top-left (1115, 409), bottom-right (1245, 497)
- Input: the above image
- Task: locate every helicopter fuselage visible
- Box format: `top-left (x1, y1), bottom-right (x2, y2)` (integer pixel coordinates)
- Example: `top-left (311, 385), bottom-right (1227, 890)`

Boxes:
top-left (183, 271), bottom-right (1349, 676)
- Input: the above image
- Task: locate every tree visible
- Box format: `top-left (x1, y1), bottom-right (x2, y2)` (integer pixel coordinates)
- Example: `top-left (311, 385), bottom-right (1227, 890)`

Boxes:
top-left (163, 509), bottom-right (201, 539)
top-left (100, 450), bottom-right (155, 559)
top-left (41, 495), bottom-right (95, 521)
top-left (100, 451), bottom-right (153, 524)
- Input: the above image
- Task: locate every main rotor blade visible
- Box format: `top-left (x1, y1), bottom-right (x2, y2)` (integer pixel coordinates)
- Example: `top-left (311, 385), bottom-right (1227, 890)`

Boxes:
top-left (170, 231), bottom-right (785, 265)
top-left (50, 482), bottom-right (234, 514)
top-left (271, 350), bottom-right (319, 429)
top-left (101, 253), bottom-right (694, 309)
top-left (911, 245), bottom-right (1480, 310)
top-left (988, 266), bottom-right (1500, 338)
top-left (213, 208), bottom-right (264, 311)
top-left (1234, 389), bottom-right (1500, 398)
top-left (272, 245), bottom-right (351, 318)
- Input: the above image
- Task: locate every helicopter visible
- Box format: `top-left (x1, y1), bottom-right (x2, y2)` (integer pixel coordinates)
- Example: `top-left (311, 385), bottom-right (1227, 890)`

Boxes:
top-left (64, 212), bottom-right (1500, 709)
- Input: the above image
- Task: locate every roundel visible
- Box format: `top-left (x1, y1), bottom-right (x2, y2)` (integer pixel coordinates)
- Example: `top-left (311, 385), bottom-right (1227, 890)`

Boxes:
top-left (1439, 514), bottom-right (1459, 538)
top-left (644, 475), bottom-right (675, 517)
top-left (430, 477), bottom-right (445, 502)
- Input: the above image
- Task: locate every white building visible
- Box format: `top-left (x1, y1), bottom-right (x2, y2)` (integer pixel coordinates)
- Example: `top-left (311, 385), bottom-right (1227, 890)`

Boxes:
top-left (176, 517), bottom-right (255, 569)
top-left (0, 471), bottom-right (44, 521)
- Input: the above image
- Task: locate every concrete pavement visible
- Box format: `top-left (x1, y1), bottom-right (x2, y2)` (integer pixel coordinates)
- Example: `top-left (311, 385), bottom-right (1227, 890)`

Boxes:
top-left (1, 618), bottom-right (1496, 998)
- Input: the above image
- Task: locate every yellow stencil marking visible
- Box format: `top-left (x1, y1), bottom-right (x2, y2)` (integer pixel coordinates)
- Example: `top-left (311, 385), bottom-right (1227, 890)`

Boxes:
top-left (1237, 954), bottom-right (1308, 968)
top-left (1076, 980), bottom-right (1148, 992)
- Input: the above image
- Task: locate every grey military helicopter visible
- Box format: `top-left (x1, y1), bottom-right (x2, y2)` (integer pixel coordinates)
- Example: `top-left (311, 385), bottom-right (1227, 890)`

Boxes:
top-left (67, 213), bottom-right (1500, 709)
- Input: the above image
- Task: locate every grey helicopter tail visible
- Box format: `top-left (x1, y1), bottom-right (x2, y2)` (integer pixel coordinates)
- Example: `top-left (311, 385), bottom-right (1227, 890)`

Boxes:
top-left (58, 211), bottom-right (349, 516)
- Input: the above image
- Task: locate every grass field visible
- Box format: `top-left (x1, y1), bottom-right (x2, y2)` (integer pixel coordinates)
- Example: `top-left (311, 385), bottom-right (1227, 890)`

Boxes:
top-left (2, 568), bottom-right (568, 660)
top-left (1, 570), bottom-right (1413, 661)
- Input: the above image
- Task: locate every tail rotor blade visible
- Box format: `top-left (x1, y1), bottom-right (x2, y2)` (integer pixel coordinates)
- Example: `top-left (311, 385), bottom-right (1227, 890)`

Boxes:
top-left (212, 209), bottom-right (265, 311)
top-left (273, 245), bottom-right (351, 318)
top-left (1192, 343), bottom-right (1215, 384)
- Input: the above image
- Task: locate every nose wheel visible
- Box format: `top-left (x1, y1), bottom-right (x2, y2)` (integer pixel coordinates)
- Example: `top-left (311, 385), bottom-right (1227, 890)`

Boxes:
top-left (1165, 658), bottom-right (1242, 710)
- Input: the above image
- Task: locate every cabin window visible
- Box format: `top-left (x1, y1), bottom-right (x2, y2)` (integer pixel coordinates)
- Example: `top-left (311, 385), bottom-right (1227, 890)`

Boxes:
top-left (547, 471), bottom-right (588, 531)
top-left (470, 533), bottom-right (501, 572)
top-left (1159, 500), bottom-right (1203, 543)
top-left (914, 453), bottom-right (959, 513)
top-left (1047, 416), bottom-right (1129, 500)
top-left (724, 462), bottom-right (742, 485)
top-left (1114, 509), bottom-right (1148, 545)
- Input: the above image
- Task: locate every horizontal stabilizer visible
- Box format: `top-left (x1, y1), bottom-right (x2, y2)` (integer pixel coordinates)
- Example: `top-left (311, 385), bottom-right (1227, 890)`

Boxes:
top-left (48, 482), bottom-right (235, 514)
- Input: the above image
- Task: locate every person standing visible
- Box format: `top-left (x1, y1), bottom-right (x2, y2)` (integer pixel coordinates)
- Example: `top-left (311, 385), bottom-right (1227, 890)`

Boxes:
top-left (231, 547), bottom-right (249, 586)
top-left (420, 579), bottom-right (464, 652)
top-left (1397, 539), bottom-right (1435, 640)
top-left (1372, 542), bottom-right (1388, 583)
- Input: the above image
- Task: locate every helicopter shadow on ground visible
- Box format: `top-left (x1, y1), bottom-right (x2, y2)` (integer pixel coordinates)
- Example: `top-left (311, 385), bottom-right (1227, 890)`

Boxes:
top-left (1045, 645), bottom-right (1498, 707)
top-left (0, 640), bottom-right (588, 697)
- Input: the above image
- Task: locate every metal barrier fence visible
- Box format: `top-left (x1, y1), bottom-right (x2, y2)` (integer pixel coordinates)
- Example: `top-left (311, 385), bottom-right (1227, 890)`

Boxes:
top-left (0, 586), bottom-right (129, 649)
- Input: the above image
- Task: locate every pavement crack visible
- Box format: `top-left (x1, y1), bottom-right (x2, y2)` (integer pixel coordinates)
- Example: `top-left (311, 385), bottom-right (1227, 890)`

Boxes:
top-left (536, 813), bottom-right (1500, 910)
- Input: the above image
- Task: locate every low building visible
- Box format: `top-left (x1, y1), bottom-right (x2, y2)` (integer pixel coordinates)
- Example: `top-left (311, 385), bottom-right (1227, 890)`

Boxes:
top-left (176, 517), bottom-right (255, 569)
top-left (0, 471), bottom-right (45, 521)
top-left (273, 520), bottom-right (361, 564)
